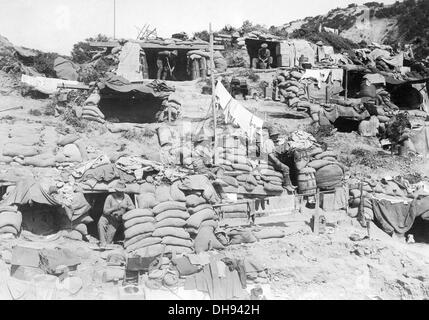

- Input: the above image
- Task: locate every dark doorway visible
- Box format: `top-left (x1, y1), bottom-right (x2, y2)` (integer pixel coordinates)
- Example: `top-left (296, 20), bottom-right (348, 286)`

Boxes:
top-left (390, 84), bottom-right (423, 110)
top-left (84, 192), bottom-right (136, 242)
top-left (20, 203), bottom-right (62, 235)
top-left (406, 217), bottom-right (429, 243)
top-left (245, 39), bottom-right (279, 69)
top-left (333, 117), bottom-right (361, 132)
top-left (144, 49), bottom-right (192, 81)
top-left (98, 91), bottom-right (163, 123)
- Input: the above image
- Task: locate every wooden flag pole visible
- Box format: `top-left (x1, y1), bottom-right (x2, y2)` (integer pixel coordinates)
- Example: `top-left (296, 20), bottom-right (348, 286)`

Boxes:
top-left (210, 22), bottom-right (217, 165)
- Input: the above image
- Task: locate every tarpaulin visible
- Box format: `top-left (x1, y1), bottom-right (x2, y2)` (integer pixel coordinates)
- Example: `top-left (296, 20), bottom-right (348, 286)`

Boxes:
top-left (116, 42), bottom-right (144, 83)
top-left (371, 198), bottom-right (417, 235)
top-left (54, 57), bottom-right (79, 81)
top-left (98, 73), bottom-right (169, 99)
top-left (2, 179), bottom-right (59, 206)
top-left (21, 74), bottom-right (79, 95)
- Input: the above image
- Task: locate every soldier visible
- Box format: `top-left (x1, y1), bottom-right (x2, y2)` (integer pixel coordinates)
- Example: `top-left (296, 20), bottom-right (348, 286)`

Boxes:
top-left (156, 50), bottom-right (178, 80)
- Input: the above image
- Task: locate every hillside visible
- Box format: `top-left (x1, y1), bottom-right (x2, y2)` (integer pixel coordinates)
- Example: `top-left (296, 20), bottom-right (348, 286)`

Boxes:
top-left (283, 0), bottom-right (429, 59)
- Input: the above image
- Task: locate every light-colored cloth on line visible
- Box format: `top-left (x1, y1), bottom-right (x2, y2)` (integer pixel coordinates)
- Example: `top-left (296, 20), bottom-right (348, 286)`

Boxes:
top-left (116, 42), bottom-right (143, 83)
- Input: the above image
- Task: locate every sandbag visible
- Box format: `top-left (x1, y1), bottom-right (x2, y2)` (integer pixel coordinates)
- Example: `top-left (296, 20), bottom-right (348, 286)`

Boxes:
top-left (0, 211), bottom-right (22, 230)
top-left (161, 236), bottom-right (193, 248)
top-left (63, 144), bottom-right (82, 161)
top-left (170, 181), bottom-right (186, 202)
top-left (124, 216), bottom-right (155, 229)
top-left (3, 144), bottom-right (39, 157)
top-left (290, 71), bottom-right (303, 79)
top-left (186, 195), bottom-right (206, 208)
top-left (260, 169), bottom-right (283, 178)
top-left (84, 94), bottom-right (101, 107)
top-left (57, 134), bottom-right (80, 146)
top-left (155, 185), bottom-right (174, 203)
top-left (140, 183), bottom-right (156, 194)
top-left (231, 163), bottom-right (252, 172)
top-left (153, 201), bottom-right (187, 215)
top-left (23, 155), bottom-right (56, 167)
top-left (315, 164), bottom-right (344, 189)
top-left (155, 209), bottom-right (190, 221)
top-left (123, 209), bottom-right (153, 221)
top-left (124, 232), bottom-right (152, 248)
top-left (220, 175), bottom-right (238, 187)
top-left (186, 208), bottom-right (216, 229)
top-left (0, 155), bottom-right (13, 164)
top-left (314, 151), bottom-right (338, 160)
top-left (154, 218), bottom-right (186, 229)
top-left (126, 237), bottom-right (162, 252)
top-left (124, 222), bottom-right (155, 239)
top-left (188, 203), bottom-right (212, 215)
top-left (152, 227), bottom-right (190, 239)
top-left (82, 115), bottom-right (105, 124)
top-left (194, 226), bottom-right (224, 253)
top-left (263, 183), bottom-right (284, 193)
top-left (307, 159), bottom-right (332, 170)
top-left (0, 225), bottom-right (18, 235)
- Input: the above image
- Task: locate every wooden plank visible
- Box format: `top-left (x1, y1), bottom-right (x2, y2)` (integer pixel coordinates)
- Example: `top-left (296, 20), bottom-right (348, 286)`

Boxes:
top-left (89, 41), bottom-right (224, 50)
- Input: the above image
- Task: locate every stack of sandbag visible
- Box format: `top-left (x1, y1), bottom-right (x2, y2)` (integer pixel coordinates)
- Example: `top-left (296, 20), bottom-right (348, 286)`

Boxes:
top-left (0, 206), bottom-right (22, 237)
top-left (276, 70), bottom-right (310, 110)
top-left (81, 92), bottom-right (105, 124)
top-left (187, 50), bottom-right (209, 79)
top-left (213, 137), bottom-right (285, 195)
top-left (123, 208), bottom-right (157, 253)
top-left (257, 161), bottom-right (285, 194)
top-left (306, 150), bottom-right (345, 190)
top-left (150, 182), bottom-right (194, 255)
top-left (156, 94), bottom-right (183, 122)
top-left (185, 193), bottom-right (219, 235)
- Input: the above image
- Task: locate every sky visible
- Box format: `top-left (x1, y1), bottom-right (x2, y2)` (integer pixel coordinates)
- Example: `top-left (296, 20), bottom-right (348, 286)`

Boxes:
top-left (0, 0), bottom-right (398, 55)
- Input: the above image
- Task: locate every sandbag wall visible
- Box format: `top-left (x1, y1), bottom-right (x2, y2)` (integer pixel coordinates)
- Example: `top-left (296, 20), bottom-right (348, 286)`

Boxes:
top-left (296, 148), bottom-right (346, 191)
top-left (348, 178), bottom-right (412, 220)
top-left (124, 182), bottom-right (194, 255)
top-left (0, 123), bottom-right (86, 168)
top-left (213, 136), bottom-right (285, 197)
top-left (0, 206), bottom-right (22, 237)
top-left (276, 70), bottom-right (311, 110)
top-left (80, 91), bottom-right (105, 124)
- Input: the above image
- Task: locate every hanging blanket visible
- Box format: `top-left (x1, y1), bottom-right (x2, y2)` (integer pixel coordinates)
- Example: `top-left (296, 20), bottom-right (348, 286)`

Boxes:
top-left (371, 198), bottom-right (418, 235)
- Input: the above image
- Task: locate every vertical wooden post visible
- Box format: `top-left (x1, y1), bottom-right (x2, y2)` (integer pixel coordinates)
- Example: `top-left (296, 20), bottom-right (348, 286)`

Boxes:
top-left (344, 69), bottom-right (348, 101)
top-left (113, 0), bottom-right (116, 40)
top-left (313, 189), bottom-right (320, 234)
top-left (209, 23), bottom-right (217, 165)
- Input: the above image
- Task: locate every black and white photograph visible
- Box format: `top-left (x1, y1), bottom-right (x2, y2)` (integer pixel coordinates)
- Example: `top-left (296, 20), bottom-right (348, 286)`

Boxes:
top-left (0, 0), bottom-right (428, 304)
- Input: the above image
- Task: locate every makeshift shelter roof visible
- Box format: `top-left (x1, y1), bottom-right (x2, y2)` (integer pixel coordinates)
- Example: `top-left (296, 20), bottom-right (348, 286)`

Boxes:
top-left (98, 73), bottom-right (171, 99)
top-left (90, 39), bottom-right (224, 51)
top-left (2, 179), bottom-right (59, 206)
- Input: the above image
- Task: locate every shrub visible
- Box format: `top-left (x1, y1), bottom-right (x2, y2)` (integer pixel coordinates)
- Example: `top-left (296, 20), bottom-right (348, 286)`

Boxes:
top-left (33, 52), bottom-right (59, 78)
